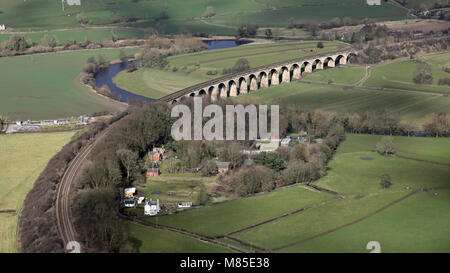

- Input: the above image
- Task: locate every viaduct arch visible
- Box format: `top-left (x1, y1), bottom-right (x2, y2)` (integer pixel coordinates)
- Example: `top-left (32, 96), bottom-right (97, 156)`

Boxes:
top-left (160, 49), bottom-right (356, 103)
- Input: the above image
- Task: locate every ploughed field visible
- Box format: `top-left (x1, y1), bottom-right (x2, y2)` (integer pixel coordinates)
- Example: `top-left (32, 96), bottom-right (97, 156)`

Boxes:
top-left (131, 134), bottom-right (450, 253)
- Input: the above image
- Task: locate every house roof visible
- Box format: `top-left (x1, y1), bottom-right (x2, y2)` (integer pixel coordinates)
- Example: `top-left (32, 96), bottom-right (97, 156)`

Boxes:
top-left (215, 161), bottom-right (231, 168)
top-left (147, 168), bottom-right (159, 172)
top-left (124, 188), bottom-right (136, 194)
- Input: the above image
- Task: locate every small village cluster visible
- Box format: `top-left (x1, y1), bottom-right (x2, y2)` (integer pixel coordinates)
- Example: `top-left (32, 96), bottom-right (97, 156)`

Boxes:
top-left (4, 116), bottom-right (91, 134)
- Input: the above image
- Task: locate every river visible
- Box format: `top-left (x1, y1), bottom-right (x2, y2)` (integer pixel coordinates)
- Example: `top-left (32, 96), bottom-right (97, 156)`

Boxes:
top-left (94, 40), bottom-right (251, 103)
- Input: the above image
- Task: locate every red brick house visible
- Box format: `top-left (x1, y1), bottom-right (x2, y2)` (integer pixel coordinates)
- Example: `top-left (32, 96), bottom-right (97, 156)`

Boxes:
top-left (215, 162), bottom-right (231, 173)
top-left (146, 168), bottom-right (160, 177)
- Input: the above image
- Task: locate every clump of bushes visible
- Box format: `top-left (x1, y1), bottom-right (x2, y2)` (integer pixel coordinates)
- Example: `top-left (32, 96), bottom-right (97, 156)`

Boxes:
top-left (222, 58), bottom-right (250, 75)
top-left (375, 136), bottom-right (396, 156)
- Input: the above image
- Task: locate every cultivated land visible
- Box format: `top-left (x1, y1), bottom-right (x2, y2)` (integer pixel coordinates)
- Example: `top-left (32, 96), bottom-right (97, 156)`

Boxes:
top-left (364, 52), bottom-right (450, 94)
top-left (0, 47), bottom-right (138, 120)
top-left (133, 134), bottom-right (449, 253)
top-left (0, 131), bottom-right (76, 253)
top-left (113, 40), bottom-right (347, 99)
top-left (0, 0), bottom-right (410, 35)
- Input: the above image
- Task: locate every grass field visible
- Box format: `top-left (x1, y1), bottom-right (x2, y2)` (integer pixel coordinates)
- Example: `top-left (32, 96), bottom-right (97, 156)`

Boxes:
top-left (128, 223), bottom-right (234, 253)
top-left (0, 131), bottom-right (76, 253)
top-left (145, 185), bottom-right (331, 236)
top-left (113, 40), bottom-right (346, 99)
top-left (0, 47), bottom-right (138, 120)
top-left (302, 66), bottom-right (367, 85)
top-left (0, 27), bottom-right (147, 44)
top-left (234, 80), bottom-right (450, 126)
top-left (0, 0), bottom-right (408, 33)
top-left (364, 52), bottom-right (450, 94)
top-left (131, 134), bottom-right (449, 252)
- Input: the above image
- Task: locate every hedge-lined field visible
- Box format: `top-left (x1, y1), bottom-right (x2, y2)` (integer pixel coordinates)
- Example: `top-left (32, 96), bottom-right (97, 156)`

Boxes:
top-left (0, 131), bottom-right (76, 253)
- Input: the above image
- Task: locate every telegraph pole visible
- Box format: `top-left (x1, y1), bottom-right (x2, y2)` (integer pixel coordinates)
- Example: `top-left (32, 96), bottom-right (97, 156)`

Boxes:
top-left (62, 0), bottom-right (65, 12)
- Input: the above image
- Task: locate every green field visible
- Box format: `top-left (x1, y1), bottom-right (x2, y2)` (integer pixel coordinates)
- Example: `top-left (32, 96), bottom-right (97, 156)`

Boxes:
top-left (0, 131), bottom-right (76, 253)
top-left (0, 27), bottom-right (147, 44)
top-left (235, 80), bottom-right (450, 126)
top-left (364, 52), bottom-right (450, 94)
top-left (302, 66), bottom-right (366, 85)
top-left (130, 134), bottom-right (449, 252)
top-left (0, 48), bottom-right (138, 120)
top-left (113, 40), bottom-right (347, 99)
top-left (145, 185), bottom-right (331, 236)
top-left (128, 223), bottom-right (234, 253)
top-left (0, 0), bottom-right (408, 33)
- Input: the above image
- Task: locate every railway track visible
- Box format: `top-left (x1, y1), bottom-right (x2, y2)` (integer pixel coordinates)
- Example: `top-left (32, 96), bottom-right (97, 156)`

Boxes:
top-left (56, 127), bottom-right (112, 253)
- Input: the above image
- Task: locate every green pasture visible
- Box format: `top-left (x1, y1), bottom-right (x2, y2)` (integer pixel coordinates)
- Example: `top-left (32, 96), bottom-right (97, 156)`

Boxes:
top-left (0, 0), bottom-right (408, 33)
top-left (128, 223), bottom-right (234, 253)
top-left (0, 131), bottom-right (76, 253)
top-left (364, 52), bottom-right (450, 94)
top-left (0, 47), bottom-right (138, 120)
top-left (0, 27), bottom-right (147, 44)
top-left (302, 66), bottom-right (366, 85)
top-left (145, 185), bottom-right (331, 236)
top-left (234, 81), bottom-right (450, 126)
top-left (282, 189), bottom-right (450, 253)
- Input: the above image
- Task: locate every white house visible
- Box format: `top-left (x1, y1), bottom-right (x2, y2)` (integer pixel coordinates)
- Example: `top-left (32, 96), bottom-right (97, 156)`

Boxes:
top-left (178, 202), bottom-right (192, 208)
top-left (0, 25), bottom-right (5, 31)
top-left (66, 0), bottom-right (81, 6)
top-left (144, 199), bottom-right (160, 216)
top-left (124, 187), bottom-right (136, 198)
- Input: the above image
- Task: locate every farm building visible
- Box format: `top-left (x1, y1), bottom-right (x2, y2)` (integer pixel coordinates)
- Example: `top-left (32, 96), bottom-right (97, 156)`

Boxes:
top-left (146, 168), bottom-right (160, 177)
top-left (0, 25), bottom-right (5, 31)
top-left (178, 202), bottom-right (193, 208)
top-left (215, 162), bottom-right (231, 173)
top-left (124, 187), bottom-right (136, 198)
top-left (144, 199), bottom-right (161, 216)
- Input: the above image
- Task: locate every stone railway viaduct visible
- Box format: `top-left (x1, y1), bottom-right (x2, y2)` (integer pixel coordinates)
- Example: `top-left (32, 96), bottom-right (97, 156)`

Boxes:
top-left (158, 48), bottom-right (357, 103)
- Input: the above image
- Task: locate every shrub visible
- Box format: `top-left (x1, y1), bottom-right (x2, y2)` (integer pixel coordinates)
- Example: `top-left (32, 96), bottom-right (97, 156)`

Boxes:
top-left (380, 174), bottom-right (392, 189)
top-left (317, 42), bottom-right (324, 48)
top-left (76, 13), bottom-right (89, 24)
top-left (375, 136), bottom-right (396, 156)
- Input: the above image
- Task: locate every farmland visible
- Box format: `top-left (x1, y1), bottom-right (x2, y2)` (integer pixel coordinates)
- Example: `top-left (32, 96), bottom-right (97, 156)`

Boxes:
top-left (0, 47), bottom-right (138, 120)
top-left (113, 40), bottom-right (347, 99)
top-left (128, 223), bottom-right (234, 253)
top-left (235, 79), bottom-right (450, 126)
top-left (0, 131), bottom-right (76, 253)
top-left (0, 0), bottom-right (409, 34)
top-left (364, 52), bottom-right (450, 95)
top-left (133, 134), bottom-right (450, 252)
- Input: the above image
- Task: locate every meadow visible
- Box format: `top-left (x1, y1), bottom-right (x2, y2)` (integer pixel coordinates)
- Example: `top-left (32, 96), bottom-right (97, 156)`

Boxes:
top-left (235, 79), bottom-right (450, 126)
top-left (364, 52), bottom-right (450, 95)
top-left (128, 223), bottom-right (234, 253)
top-left (0, 0), bottom-right (408, 33)
top-left (0, 27), bottom-right (147, 44)
top-left (0, 131), bottom-right (76, 253)
top-left (0, 47), bottom-right (138, 120)
top-left (113, 40), bottom-right (346, 99)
